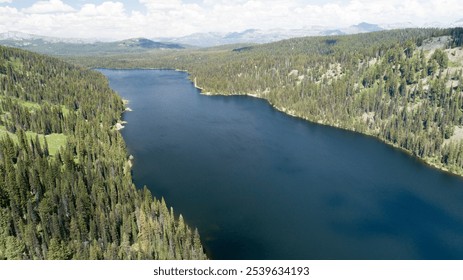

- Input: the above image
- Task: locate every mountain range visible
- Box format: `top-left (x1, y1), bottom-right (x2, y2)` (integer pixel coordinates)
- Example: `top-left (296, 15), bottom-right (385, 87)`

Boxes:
top-left (1, 20), bottom-right (463, 54)
top-left (153, 22), bottom-right (423, 47)
top-left (0, 33), bottom-right (185, 56)
top-left (153, 23), bottom-right (387, 47)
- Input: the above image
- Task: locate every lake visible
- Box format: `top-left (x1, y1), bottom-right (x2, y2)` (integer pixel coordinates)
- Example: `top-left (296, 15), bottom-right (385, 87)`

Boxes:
top-left (99, 69), bottom-right (463, 260)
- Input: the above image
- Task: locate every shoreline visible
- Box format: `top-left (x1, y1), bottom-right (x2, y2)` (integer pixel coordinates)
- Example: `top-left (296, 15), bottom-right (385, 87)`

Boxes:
top-left (196, 86), bottom-right (463, 179)
top-left (99, 67), bottom-right (463, 179)
top-left (115, 99), bottom-right (131, 130)
top-left (115, 120), bottom-right (127, 131)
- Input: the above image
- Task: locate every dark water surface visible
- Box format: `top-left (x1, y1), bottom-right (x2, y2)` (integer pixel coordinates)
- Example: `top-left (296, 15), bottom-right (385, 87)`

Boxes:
top-left (99, 69), bottom-right (463, 260)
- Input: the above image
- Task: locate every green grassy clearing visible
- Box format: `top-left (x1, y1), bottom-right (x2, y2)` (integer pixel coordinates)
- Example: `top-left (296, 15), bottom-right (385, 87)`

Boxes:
top-left (0, 125), bottom-right (67, 156)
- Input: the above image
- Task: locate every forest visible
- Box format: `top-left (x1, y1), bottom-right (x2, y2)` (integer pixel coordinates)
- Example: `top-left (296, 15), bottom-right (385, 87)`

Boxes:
top-left (0, 46), bottom-right (206, 259)
top-left (66, 28), bottom-right (463, 177)
top-left (3, 27), bottom-right (463, 259)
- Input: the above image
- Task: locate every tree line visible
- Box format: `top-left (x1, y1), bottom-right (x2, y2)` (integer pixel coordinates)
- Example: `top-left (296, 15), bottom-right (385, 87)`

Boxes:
top-left (0, 46), bottom-right (206, 259)
top-left (67, 28), bottom-right (463, 176)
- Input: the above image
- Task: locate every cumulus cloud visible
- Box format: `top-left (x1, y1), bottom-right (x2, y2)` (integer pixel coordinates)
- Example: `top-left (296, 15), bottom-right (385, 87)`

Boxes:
top-left (22, 0), bottom-right (75, 14)
top-left (79, 2), bottom-right (125, 17)
top-left (0, 0), bottom-right (462, 40)
top-left (140, 0), bottom-right (183, 11)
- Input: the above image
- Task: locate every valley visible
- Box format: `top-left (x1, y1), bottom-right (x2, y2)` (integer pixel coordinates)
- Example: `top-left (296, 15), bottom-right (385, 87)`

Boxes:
top-left (65, 28), bottom-right (463, 178)
top-left (2, 21), bottom-right (463, 260)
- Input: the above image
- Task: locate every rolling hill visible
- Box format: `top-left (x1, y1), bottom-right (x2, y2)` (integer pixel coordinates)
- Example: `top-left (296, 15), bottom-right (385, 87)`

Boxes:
top-left (0, 32), bottom-right (185, 56)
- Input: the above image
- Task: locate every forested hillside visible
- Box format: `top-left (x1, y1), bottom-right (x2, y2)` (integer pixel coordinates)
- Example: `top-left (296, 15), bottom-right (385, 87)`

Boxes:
top-left (0, 46), bottom-right (206, 260)
top-left (68, 28), bottom-right (463, 177)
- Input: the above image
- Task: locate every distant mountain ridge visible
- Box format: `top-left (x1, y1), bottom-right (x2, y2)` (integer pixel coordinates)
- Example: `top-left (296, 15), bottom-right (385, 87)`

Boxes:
top-left (2, 20), bottom-right (463, 53)
top-left (154, 21), bottom-right (463, 47)
top-left (151, 22), bottom-right (406, 47)
top-left (319, 22), bottom-right (383, 36)
top-left (451, 18), bottom-right (463, 27)
top-left (116, 38), bottom-right (184, 50)
top-left (0, 32), bottom-right (185, 56)
top-left (0, 31), bottom-right (96, 44)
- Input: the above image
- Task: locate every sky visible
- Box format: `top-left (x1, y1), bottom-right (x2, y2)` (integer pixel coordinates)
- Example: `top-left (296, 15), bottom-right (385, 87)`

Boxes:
top-left (0, 0), bottom-right (462, 40)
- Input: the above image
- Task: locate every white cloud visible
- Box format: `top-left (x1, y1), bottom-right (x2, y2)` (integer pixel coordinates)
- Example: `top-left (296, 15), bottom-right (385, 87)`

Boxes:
top-left (79, 2), bottom-right (125, 17)
top-left (0, 0), bottom-right (462, 40)
top-left (22, 0), bottom-right (75, 14)
top-left (140, 0), bottom-right (183, 11)
top-left (0, 0), bottom-right (13, 4)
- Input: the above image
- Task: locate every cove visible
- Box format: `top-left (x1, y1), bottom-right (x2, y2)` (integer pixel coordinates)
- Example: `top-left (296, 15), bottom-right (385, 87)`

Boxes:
top-left (99, 69), bottom-right (463, 260)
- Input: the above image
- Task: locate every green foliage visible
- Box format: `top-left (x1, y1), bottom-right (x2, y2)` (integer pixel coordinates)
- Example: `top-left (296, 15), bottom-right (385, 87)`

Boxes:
top-left (431, 49), bottom-right (449, 68)
top-left (0, 46), bottom-right (207, 260)
top-left (67, 28), bottom-right (463, 176)
top-left (0, 38), bottom-right (185, 57)
top-left (0, 126), bottom-right (66, 157)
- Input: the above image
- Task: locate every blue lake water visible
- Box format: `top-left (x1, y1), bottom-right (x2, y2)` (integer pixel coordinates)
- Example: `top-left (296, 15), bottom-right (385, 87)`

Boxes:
top-left (99, 69), bottom-right (463, 260)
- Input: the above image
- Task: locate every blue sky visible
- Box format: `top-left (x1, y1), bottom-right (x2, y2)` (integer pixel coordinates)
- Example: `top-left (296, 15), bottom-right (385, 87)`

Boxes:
top-left (7, 0), bottom-right (147, 11)
top-left (0, 0), bottom-right (462, 40)
top-left (4, 0), bottom-right (350, 11)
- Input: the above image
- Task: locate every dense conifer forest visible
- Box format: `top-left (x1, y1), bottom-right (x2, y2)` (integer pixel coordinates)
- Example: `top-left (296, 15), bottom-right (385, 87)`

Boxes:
top-left (67, 28), bottom-right (463, 177)
top-left (0, 46), bottom-right (206, 259)
top-left (5, 28), bottom-right (463, 259)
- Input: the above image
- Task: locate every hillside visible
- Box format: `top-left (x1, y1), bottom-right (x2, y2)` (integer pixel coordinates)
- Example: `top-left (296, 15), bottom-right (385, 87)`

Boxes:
top-left (0, 46), bottom-right (206, 259)
top-left (0, 33), bottom-right (185, 56)
top-left (67, 28), bottom-right (463, 177)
